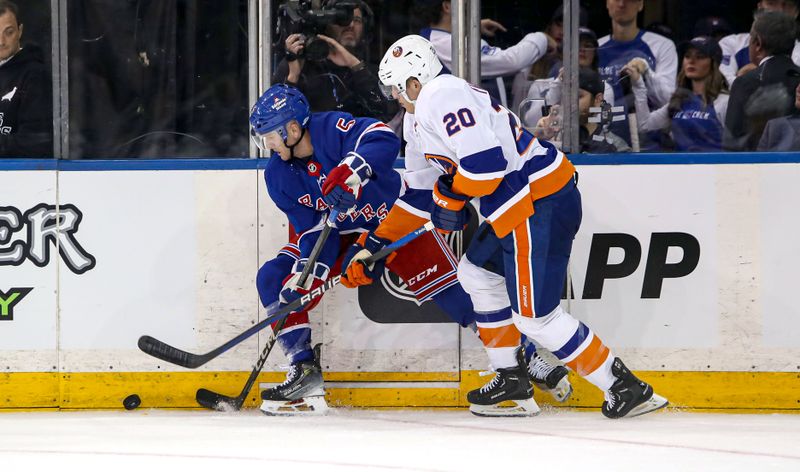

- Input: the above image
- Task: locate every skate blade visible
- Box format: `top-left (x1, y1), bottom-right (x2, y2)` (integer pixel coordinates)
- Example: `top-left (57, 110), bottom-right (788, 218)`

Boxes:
top-left (260, 396), bottom-right (329, 416)
top-left (536, 376), bottom-right (573, 403)
top-left (626, 393), bottom-right (668, 418)
top-left (469, 398), bottom-right (541, 417)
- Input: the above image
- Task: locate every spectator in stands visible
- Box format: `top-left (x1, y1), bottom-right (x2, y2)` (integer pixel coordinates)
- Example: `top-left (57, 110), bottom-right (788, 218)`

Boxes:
top-left (414, 0), bottom-right (556, 107)
top-left (632, 37), bottom-right (729, 152)
top-left (724, 11), bottom-right (800, 151)
top-left (273, 1), bottom-right (396, 122)
top-left (526, 3), bottom-right (588, 80)
top-left (719, 0), bottom-right (799, 86)
top-left (599, 0), bottom-right (678, 110)
top-left (511, 5), bottom-right (591, 112)
top-left (693, 16), bottom-right (734, 43)
top-left (533, 68), bottom-right (630, 153)
top-left (598, 0), bottom-right (678, 151)
top-left (757, 80), bottom-right (800, 151)
top-left (525, 27), bottom-right (615, 112)
top-left (0, 0), bottom-right (52, 158)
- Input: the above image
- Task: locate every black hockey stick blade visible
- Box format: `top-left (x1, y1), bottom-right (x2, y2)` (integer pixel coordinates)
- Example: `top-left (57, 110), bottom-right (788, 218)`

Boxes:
top-left (195, 319), bottom-right (286, 411)
top-left (196, 388), bottom-right (244, 412)
top-left (137, 335), bottom-right (214, 369)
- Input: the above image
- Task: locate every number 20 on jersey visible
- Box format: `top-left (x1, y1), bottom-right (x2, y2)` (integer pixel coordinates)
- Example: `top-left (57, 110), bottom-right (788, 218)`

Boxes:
top-left (443, 108), bottom-right (476, 136)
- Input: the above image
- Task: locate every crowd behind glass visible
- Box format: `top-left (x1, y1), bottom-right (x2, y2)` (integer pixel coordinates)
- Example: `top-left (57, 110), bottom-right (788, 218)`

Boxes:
top-left (1, 0), bottom-right (798, 159)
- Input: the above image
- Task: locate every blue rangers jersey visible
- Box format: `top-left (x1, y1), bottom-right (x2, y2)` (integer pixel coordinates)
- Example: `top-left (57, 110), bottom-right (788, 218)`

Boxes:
top-left (265, 111), bottom-right (401, 270)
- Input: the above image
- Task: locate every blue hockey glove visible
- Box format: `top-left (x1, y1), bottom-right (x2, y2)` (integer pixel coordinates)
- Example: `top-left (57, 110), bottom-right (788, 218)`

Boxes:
top-left (431, 174), bottom-right (470, 233)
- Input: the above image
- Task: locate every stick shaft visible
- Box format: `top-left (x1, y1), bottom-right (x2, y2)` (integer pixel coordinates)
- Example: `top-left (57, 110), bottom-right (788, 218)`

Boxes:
top-left (141, 221), bottom-right (433, 369)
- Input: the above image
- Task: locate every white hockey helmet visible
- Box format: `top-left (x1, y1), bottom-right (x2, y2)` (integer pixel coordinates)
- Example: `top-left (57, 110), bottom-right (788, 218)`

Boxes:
top-left (378, 34), bottom-right (443, 103)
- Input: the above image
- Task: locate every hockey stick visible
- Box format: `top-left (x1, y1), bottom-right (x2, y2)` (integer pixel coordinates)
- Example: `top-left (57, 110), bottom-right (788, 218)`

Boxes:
top-left (197, 210), bottom-right (337, 410)
top-left (618, 72), bottom-right (640, 153)
top-left (139, 221), bottom-right (436, 369)
top-left (195, 210), bottom-right (339, 411)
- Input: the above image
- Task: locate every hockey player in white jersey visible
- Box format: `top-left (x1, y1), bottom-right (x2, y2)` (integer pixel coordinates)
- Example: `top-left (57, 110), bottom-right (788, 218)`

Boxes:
top-left (341, 68), bottom-right (575, 417)
top-left (378, 35), bottom-right (668, 419)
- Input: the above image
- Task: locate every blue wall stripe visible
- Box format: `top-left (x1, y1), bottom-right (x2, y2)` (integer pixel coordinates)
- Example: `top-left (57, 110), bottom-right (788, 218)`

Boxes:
top-left (0, 159), bottom-right (59, 170)
top-left (0, 152), bottom-right (799, 171)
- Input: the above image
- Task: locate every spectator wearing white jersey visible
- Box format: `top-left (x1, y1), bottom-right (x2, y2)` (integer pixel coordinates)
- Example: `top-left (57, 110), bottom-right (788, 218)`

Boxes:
top-left (597, 0), bottom-right (677, 151)
top-left (524, 27), bottom-right (616, 114)
top-left (632, 37), bottom-right (730, 152)
top-left (719, 0), bottom-right (800, 86)
top-left (412, 0), bottom-right (556, 107)
top-left (510, 4), bottom-right (583, 113)
top-left (599, 0), bottom-right (678, 110)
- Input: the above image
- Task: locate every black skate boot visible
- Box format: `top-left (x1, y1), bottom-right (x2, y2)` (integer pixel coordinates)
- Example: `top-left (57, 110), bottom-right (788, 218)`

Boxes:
top-left (602, 357), bottom-right (668, 419)
top-left (467, 348), bottom-right (539, 417)
top-left (528, 353), bottom-right (573, 403)
top-left (260, 344), bottom-right (328, 416)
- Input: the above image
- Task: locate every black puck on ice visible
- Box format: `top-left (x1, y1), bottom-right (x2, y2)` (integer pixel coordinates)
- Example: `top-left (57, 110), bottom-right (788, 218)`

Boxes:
top-left (123, 394), bottom-right (141, 410)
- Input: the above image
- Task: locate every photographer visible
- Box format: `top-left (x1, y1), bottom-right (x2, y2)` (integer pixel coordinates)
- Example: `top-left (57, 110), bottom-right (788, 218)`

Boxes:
top-left (273, 1), bottom-right (396, 123)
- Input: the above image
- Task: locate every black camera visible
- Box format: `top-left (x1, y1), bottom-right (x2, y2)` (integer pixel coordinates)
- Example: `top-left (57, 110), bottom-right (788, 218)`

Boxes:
top-left (278, 0), bottom-right (360, 62)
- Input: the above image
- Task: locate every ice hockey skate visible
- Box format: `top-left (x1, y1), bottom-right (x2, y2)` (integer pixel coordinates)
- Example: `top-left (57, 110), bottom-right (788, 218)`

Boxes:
top-left (467, 348), bottom-right (539, 417)
top-left (260, 345), bottom-right (328, 416)
top-left (602, 357), bottom-right (668, 419)
top-left (528, 353), bottom-right (573, 402)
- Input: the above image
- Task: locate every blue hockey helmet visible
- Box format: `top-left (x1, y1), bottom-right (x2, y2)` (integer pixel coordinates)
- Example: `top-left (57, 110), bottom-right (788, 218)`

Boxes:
top-left (249, 84), bottom-right (311, 148)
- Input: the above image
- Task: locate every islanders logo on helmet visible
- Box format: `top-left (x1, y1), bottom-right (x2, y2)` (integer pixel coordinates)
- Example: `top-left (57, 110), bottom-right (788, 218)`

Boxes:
top-left (378, 35), bottom-right (443, 102)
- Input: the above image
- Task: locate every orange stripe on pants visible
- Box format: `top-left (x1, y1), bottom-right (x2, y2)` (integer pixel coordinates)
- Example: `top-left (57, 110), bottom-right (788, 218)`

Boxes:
top-left (513, 225), bottom-right (534, 317)
top-left (477, 324), bottom-right (521, 348)
top-left (566, 334), bottom-right (611, 376)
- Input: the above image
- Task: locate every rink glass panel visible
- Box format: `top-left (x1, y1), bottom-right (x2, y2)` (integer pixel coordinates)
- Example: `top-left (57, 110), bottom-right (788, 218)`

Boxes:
top-left (64, 0), bottom-right (250, 159)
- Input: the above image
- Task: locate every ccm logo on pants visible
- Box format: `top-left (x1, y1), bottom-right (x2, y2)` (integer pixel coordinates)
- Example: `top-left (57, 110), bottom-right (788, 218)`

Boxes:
top-left (581, 232), bottom-right (700, 299)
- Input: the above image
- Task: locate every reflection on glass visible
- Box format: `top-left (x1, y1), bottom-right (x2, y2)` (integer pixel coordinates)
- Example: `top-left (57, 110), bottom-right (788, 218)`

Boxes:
top-left (68, 0), bottom-right (250, 159)
top-left (520, 98), bottom-right (562, 148)
top-left (756, 82), bottom-right (800, 152)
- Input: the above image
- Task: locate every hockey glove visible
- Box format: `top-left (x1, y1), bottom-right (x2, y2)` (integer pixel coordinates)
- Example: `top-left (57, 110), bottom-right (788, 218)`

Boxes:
top-left (279, 260), bottom-right (330, 314)
top-left (321, 152), bottom-right (373, 214)
top-left (431, 174), bottom-right (470, 233)
top-left (341, 232), bottom-right (394, 288)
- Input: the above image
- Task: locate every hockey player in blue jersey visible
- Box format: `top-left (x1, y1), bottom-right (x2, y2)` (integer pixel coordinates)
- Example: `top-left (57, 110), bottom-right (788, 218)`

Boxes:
top-left (250, 84), bottom-right (400, 415)
top-left (250, 84), bottom-right (570, 416)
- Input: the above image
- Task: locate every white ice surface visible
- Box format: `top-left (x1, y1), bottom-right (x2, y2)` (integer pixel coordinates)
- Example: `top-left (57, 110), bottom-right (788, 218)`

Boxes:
top-left (1, 408), bottom-right (799, 472)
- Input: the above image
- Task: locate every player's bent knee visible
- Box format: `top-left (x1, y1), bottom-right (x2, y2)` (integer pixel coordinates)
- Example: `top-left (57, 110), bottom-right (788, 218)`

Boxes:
top-left (256, 256), bottom-right (294, 306)
top-left (511, 305), bottom-right (580, 350)
top-left (458, 256), bottom-right (510, 312)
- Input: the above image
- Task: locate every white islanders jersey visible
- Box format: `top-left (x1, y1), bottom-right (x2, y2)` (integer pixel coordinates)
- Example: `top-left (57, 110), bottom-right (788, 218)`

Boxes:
top-left (414, 74), bottom-right (575, 238)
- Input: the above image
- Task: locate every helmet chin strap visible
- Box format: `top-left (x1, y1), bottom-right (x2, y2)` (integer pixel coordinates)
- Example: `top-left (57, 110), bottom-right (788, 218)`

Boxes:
top-left (284, 126), bottom-right (307, 161)
top-left (401, 90), bottom-right (416, 105)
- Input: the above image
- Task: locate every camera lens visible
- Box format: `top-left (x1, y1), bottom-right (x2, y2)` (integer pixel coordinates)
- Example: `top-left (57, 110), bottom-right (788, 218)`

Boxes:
top-left (305, 35), bottom-right (330, 62)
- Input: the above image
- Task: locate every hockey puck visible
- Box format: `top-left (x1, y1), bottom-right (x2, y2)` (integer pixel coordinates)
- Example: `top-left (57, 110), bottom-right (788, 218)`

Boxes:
top-left (123, 394), bottom-right (141, 410)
